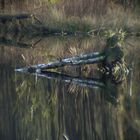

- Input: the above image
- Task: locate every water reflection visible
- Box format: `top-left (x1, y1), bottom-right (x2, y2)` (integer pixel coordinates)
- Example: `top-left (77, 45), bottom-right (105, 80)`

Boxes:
top-left (0, 36), bottom-right (140, 140)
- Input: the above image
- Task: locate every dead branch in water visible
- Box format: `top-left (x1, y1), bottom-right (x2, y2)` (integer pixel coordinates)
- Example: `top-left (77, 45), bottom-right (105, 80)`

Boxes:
top-left (29, 52), bottom-right (105, 71)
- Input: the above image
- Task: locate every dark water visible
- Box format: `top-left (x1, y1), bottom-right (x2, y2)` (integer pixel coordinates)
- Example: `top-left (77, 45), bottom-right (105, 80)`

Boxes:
top-left (0, 36), bottom-right (140, 140)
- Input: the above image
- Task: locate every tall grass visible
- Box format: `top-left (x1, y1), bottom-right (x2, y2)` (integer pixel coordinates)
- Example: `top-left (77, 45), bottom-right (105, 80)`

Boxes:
top-left (1, 0), bottom-right (139, 14)
top-left (0, 0), bottom-right (139, 35)
top-left (40, 3), bottom-right (140, 34)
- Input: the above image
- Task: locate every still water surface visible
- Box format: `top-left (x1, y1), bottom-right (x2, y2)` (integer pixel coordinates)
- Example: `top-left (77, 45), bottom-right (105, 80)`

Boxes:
top-left (0, 36), bottom-right (140, 140)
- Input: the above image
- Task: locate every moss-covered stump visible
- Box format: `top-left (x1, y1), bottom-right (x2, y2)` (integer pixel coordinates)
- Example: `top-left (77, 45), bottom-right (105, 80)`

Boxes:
top-left (99, 45), bottom-right (129, 83)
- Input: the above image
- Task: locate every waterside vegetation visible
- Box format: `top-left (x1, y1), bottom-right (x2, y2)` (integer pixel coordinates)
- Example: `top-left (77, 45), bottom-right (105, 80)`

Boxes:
top-left (0, 0), bottom-right (140, 37)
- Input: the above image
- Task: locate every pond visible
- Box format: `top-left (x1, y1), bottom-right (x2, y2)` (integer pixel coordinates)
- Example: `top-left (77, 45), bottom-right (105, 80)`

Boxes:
top-left (0, 35), bottom-right (140, 140)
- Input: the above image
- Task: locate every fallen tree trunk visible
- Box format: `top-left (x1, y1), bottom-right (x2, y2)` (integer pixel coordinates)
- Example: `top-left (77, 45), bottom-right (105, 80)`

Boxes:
top-left (15, 45), bottom-right (128, 84)
top-left (29, 52), bottom-right (105, 71)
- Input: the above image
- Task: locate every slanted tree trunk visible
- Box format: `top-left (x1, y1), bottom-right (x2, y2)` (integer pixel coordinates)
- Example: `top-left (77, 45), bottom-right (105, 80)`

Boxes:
top-left (15, 52), bottom-right (105, 73)
top-left (33, 52), bottom-right (105, 70)
top-left (26, 52), bottom-right (105, 72)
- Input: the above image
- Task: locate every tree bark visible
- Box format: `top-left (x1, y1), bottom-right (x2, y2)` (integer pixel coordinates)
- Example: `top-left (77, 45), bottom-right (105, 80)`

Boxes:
top-left (15, 52), bottom-right (105, 73)
top-left (30, 52), bottom-right (105, 71)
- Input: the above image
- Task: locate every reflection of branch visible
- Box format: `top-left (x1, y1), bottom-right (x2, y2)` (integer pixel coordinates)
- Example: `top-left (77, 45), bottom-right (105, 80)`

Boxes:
top-left (0, 37), bottom-right (32, 48)
top-left (0, 13), bottom-right (32, 22)
top-left (31, 38), bottom-right (42, 47)
top-left (37, 71), bottom-right (106, 89)
top-left (15, 70), bottom-right (119, 105)
top-left (15, 69), bottom-right (105, 89)
top-left (32, 14), bottom-right (42, 24)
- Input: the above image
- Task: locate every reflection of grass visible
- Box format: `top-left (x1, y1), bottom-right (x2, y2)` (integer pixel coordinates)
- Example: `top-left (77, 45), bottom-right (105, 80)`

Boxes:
top-left (15, 74), bottom-right (57, 122)
top-left (14, 69), bottom-right (140, 140)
